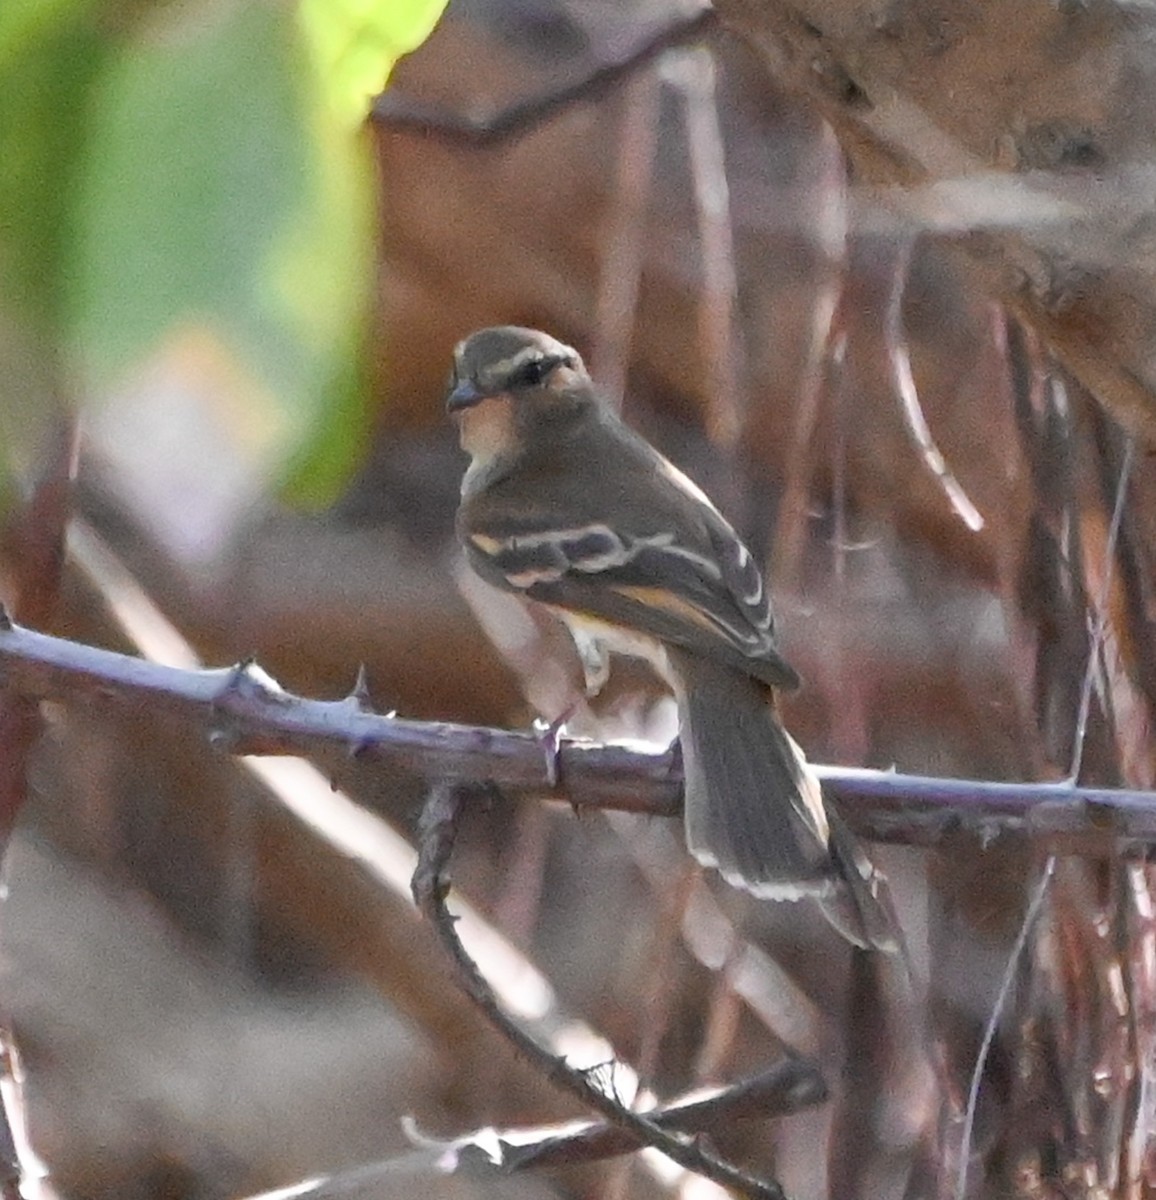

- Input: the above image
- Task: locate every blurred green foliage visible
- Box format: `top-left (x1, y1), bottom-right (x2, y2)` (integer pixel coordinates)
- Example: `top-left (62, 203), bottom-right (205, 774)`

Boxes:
top-left (300, 0), bottom-right (447, 127)
top-left (0, 0), bottom-right (447, 508)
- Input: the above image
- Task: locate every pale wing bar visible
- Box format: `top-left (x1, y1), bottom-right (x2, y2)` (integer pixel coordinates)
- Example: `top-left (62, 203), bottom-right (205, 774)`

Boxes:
top-left (468, 522), bottom-right (797, 686)
top-left (468, 524), bottom-right (673, 589)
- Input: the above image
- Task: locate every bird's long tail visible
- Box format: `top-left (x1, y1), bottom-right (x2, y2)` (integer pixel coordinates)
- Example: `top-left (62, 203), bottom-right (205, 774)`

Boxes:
top-left (670, 650), bottom-right (896, 951)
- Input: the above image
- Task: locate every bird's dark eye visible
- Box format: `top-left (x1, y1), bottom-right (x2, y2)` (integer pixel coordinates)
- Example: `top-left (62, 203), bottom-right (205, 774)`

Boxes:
top-left (510, 354), bottom-right (557, 388)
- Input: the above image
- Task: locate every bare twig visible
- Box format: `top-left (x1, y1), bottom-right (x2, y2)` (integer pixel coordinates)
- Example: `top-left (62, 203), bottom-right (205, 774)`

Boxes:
top-left (590, 70), bottom-right (660, 410)
top-left (410, 1059), bottom-right (826, 1177)
top-left (673, 46), bottom-right (745, 448)
top-left (1122, 861), bottom-right (1156, 1194)
top-left (412, 782), bottom-right (792, 1199)
top-left (771, 125), bottom-right (848, 589)
top-left (2, 618), bottom-right (1156, 848)
top-left (241, 1061), bottom-right (824, 1200)
top-left (1070, 436), bottom-right (1137, 783)
top-left (884, 237), bottom-right (985, 532)
top-left (953, 856), bottom-right (1057, 1200)
top-left (0, 418), bottom-right (77, 1200)
top-left (499, 1059), bottom-right (826, 1170)
top-left (955, 431), bottom-right (1137, 1200)
top-left (0, 419), bottom-right (77, 848)
top-left (371, 9), bottom-right (717, 147)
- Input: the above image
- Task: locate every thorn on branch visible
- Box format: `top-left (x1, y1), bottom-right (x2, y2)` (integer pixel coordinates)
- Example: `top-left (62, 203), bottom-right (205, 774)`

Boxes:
top-left (206, 726), bottom-right (240, 754)
top-left (346, 664), bottom-right (375, 712)
top-left (214, 657), bottom-right (285, 704)
top-left (347, 737), bottom-right (374, 761)
top-left (499, 1059), bottom-right (827, 1172)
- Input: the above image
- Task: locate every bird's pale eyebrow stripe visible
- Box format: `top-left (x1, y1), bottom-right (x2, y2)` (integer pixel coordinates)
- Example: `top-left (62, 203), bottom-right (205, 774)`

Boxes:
top-left (484, 340), bottom-right (580, 386)
top-left (487, 346), bottom-right (542, 381)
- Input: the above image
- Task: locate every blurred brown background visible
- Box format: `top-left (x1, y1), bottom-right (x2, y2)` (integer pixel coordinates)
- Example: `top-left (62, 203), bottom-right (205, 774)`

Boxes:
top-left (2, 0), bottom-right (1155, 1198)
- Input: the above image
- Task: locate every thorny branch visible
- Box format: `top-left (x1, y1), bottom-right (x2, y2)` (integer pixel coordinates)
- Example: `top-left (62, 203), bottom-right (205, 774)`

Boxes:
top-left (1, 616), bottom-right (1156, 850)
top-left (496, 1058), bottom-right (827, 1171)
top-left (412, 782), bottom-right (792, 1199)
top-left (251, 1059), bottom-right (827, 1200)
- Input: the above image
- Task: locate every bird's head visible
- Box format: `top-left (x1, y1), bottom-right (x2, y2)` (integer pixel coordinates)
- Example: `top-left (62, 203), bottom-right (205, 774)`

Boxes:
top-left (447, 326), bottom-right (587, 413)
top-left (447, 327), bottom-right (595, 473)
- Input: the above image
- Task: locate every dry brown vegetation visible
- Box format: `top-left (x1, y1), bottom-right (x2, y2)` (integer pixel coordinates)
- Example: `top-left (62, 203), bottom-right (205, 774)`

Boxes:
top-left (1, 1), bottom-right (1155, 1198)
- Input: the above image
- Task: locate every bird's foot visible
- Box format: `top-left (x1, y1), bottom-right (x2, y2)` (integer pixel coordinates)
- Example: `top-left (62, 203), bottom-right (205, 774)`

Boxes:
top-left (534, 704), bottom-right (577, 789)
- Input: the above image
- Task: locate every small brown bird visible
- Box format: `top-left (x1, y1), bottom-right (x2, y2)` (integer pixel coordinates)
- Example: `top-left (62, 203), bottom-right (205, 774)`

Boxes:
top-left (448, 326), bottom-right (894, 950)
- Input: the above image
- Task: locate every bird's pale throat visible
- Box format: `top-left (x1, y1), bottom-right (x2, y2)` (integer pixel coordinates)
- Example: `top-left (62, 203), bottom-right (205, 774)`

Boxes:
top-left (457, 393), bottom-right (517, 465)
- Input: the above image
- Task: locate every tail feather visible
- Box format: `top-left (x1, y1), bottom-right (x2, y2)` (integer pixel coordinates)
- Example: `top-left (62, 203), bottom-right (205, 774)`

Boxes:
top-left (671, 649), bottom-right (896, 951)
top-left (819, 808), bottom-right (901, 953)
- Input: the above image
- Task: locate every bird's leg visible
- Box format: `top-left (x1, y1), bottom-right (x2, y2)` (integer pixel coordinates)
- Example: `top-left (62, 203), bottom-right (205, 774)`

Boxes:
top-left (567, 624), bottom-right (610, 698)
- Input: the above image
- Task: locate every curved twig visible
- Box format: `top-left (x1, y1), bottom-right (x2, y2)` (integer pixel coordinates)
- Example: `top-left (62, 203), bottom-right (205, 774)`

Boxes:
top-left (412, 781), bottom-right (791, 1199)
top-left (371, 10), bottom-right (718, 147)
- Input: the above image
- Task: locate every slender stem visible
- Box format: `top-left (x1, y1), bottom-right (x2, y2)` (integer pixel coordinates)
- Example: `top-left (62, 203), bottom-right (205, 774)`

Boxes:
top-left (954, 434), bottom-right (1137, 1199)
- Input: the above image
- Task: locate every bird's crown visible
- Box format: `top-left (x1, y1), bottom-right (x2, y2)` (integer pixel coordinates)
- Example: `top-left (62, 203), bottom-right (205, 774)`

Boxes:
top-left (448, 327), bottom-right (586, 411)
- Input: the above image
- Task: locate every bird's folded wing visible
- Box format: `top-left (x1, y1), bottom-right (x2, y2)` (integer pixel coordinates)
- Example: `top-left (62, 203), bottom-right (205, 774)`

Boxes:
top-left (464, 520), bottom-right (799, 689)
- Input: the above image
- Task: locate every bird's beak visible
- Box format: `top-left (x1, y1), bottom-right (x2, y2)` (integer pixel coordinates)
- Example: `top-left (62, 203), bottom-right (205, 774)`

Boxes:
top-left (446, 380), bottom-right (486, 412)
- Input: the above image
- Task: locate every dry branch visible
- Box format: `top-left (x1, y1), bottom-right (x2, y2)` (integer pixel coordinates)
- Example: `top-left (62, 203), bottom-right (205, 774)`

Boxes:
top-left (371, 9), bottom-right (718, 146)
top-left (497, 1059), bottom-right (827, 1171)
top-left (712, 0), bottom-right (1156, 448)
top-left (0, 616), bottom-right (1155, 851)
top-left (0, 422), bottom-right (76, 1200)
top-left (412, 781), bottom-right (791, 1199)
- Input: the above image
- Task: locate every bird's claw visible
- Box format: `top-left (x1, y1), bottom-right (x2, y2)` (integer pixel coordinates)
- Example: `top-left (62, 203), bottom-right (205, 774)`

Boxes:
top-left (534, 705), bottom-right (576, 789)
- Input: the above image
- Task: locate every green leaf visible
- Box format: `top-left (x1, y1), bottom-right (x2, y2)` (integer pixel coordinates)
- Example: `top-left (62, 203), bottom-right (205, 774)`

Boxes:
top-left (68, 0), bottom-right (381, 505)
top-left (0, 1), bottom-right (106, 478)
top-left (286, 0), bottom-right (449, 498)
